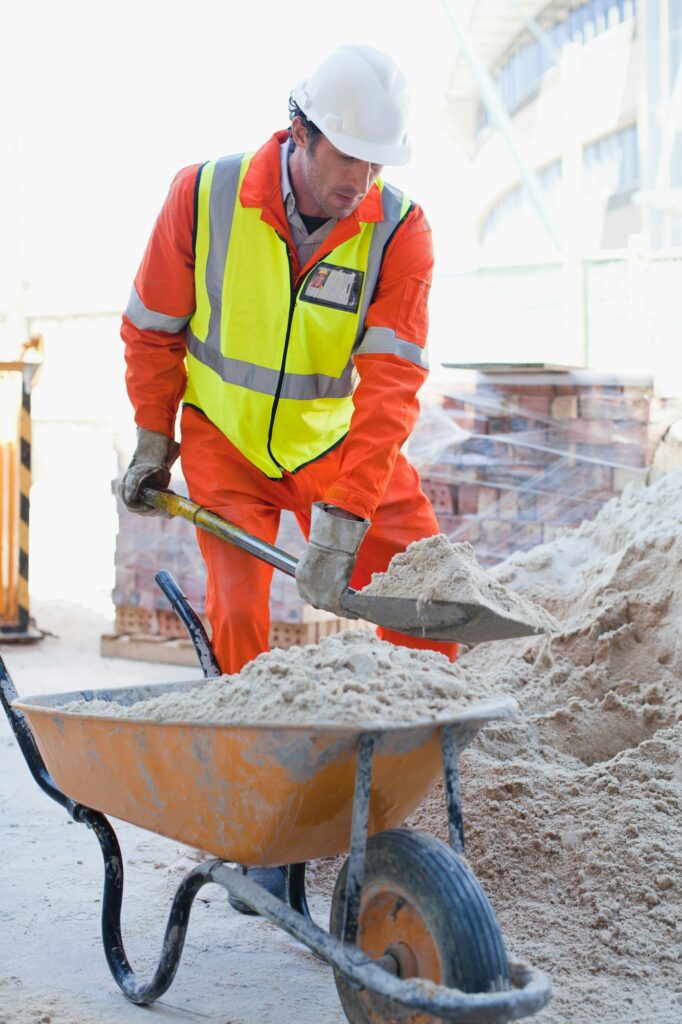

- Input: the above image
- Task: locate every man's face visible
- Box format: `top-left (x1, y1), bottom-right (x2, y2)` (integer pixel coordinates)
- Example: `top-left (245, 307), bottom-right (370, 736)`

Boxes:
top-left (290, 118), bottom-right (383, 219)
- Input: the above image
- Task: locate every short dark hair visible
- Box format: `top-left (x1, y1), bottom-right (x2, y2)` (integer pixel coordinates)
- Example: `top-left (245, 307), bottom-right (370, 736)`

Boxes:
top-left (288, 96), bottom-right (322, 152)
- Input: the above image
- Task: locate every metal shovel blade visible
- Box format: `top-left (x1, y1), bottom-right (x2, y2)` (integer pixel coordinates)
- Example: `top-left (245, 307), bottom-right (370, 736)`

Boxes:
top-left (340, 592), bottom-right (547, 644)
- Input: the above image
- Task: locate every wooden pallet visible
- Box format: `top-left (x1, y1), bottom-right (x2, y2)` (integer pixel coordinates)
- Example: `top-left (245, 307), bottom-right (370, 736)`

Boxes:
top-left (100, 632), bottom-right (200, 668)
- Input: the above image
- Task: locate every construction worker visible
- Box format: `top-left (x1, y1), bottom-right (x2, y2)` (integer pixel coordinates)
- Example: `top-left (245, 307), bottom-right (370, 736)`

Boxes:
top-left (119, 44), bottom-right (456, 910)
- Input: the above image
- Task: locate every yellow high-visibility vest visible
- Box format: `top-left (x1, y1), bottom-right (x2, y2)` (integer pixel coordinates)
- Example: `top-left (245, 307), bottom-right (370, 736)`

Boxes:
top-left (183, 152), bottom-right (413, 477)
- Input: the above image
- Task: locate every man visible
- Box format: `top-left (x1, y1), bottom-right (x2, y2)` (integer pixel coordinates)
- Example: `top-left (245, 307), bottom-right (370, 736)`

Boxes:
top-left (119, 44), bottom-right (456, 910)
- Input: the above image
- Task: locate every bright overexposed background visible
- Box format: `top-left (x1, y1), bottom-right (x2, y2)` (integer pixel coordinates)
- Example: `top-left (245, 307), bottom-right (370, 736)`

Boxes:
top-left (0, 0), bottom-right (477, 319)
top-left (0, 0), bottom-right (478, 614)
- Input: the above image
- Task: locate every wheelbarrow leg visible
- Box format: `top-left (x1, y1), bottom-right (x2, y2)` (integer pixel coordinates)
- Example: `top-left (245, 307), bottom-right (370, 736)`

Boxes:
top-left (1, 652), bottom-right (204, 1004)
top-left (74, 804), bottom-right (218, 1004)
top-left (440, 723), bottom-right (466, 855)
top-left (288, 863), bottom-right (312, 920)
top-left (342, 732), bottom-right (376, 946)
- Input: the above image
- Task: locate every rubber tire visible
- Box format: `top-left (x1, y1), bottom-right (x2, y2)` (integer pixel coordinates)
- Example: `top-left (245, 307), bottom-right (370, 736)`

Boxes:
top-left (330, 828), bottom-right (509, 1024)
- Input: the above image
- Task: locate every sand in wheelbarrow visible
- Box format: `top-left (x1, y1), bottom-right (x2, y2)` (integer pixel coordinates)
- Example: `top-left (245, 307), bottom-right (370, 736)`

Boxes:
top-left (61, 629), bottom-right (497, 724)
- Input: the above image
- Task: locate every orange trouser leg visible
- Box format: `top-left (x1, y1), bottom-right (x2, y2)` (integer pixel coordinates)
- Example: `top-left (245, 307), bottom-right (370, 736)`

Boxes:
top-left (180, 407), bottom-right (282, 675)
top-left (194, 507), bottom-right (280, 675)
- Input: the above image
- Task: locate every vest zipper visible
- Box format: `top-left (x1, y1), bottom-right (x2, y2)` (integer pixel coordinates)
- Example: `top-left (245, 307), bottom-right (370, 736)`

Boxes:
top-left (266, 243), bottom-right (339, 473)
top-left (266, 243), bottom-right (298, 472)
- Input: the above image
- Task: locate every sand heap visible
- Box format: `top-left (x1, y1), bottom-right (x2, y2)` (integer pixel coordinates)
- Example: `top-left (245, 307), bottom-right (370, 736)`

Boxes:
top-left (62, 630), bottom-right (492, 725)
top-left (361, 534), bottom-right (557, 633)
top-left (407, 470), bottom-right (682, 1024)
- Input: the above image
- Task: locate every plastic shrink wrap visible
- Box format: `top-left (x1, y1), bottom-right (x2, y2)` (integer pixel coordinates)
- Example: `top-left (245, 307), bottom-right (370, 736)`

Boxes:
top-left (410, 369), bottom-right (679, 566)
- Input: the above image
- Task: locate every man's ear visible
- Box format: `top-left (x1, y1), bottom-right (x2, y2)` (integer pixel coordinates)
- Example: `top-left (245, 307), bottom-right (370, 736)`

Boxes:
top-left (290, 117), bottom-right (308, 150)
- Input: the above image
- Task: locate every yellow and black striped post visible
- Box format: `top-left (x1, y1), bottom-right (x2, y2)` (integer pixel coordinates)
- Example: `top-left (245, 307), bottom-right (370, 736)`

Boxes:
top-left (0, 357), bottom-right (40, 642)
top-left (16, 369), bottom-right (32, 633)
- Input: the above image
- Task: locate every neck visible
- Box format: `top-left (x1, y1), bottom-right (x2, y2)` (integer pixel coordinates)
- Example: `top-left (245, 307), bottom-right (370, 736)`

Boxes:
top-left (287, 147), bottom-right (326, 218)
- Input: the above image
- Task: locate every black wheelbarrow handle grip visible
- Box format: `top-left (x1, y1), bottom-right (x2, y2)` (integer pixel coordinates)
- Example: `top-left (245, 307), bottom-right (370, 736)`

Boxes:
top-left (140, 488), bottom-right (299, 578)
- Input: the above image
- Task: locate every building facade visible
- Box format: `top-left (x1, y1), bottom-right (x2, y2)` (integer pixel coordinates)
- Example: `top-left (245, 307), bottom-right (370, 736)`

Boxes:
top-left (445, 0), bottom-right (681, 257)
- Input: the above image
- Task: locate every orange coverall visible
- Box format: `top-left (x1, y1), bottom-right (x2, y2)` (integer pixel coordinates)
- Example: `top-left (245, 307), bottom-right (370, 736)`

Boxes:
top-left (122, 130), bottom-right (457, 673)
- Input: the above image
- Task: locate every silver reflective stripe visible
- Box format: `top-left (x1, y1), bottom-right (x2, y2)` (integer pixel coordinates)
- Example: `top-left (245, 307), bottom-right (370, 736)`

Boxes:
top-left (355, 326), bottom-right (429, 369)
top-left (353, 182), bottom-right (409, 349)
top-left (205, 155), bottom-right (243, 348)
top-left (124, 285), bottom-right (191, 333)
top-left (186, 328), bottom-right (355, 399)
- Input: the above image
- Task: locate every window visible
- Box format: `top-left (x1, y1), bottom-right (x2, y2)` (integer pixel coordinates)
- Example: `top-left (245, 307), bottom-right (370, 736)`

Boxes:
top-left (481, 160), bottom-right (563, 243)
top-left (583, 125), bottom-right (639, 192)
top-left (480, 0), bottom-right (639, 131)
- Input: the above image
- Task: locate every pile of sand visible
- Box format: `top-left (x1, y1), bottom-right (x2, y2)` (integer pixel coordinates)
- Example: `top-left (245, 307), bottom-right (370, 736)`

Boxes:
top-left (61, 630), bottom-right (489, 725)
top-left (406, 470), bottom-right (682, 1023)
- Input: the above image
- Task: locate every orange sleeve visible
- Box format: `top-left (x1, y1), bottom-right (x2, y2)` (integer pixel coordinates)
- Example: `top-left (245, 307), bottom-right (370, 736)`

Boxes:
top-left (120, 164), bottom-right (201, 437)
top-left (323, 204), bottom-right (432, 519)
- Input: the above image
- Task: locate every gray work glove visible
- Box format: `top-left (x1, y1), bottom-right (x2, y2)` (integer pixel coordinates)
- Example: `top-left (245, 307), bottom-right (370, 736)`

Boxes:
top-left (295, 502), bottom-right (370, 618)
top-left (117, 428), bottom-right (180, 517)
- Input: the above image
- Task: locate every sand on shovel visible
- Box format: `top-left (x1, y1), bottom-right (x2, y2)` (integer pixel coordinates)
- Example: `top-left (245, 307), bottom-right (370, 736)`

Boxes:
top-left (361, 534), bottom-right (557, 634)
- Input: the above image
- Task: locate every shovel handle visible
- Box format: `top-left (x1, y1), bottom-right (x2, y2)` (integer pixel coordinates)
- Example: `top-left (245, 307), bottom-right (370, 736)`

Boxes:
top-left (140, 488), bottom-right (298, 578)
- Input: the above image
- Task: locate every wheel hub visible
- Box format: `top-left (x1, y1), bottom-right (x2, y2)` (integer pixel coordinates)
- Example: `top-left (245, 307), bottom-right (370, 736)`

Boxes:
top-left (355, 882), bottom-right (442, 1024)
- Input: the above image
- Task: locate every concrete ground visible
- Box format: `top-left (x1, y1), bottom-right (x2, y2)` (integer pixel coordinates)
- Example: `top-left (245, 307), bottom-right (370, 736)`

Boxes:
top-left (0, 601), bottom-right (346, 1024)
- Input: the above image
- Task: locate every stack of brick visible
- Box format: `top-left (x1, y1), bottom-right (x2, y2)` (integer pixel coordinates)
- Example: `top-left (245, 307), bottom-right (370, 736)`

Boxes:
top-left (110, 478), bottom-right (356, 658)
top-left (112, 477), bottom-right (208, 639)
top-left (414, 370), bottom-right (670, 565)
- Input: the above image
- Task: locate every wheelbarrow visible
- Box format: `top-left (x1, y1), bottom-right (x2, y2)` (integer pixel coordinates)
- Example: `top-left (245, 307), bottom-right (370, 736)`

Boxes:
top-left (0, 573), bottom-right (552, 1022)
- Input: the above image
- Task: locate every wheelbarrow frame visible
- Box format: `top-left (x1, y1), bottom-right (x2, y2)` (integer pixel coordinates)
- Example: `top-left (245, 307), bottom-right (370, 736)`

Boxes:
top-left (0, 571), bottom-right (551, 1022)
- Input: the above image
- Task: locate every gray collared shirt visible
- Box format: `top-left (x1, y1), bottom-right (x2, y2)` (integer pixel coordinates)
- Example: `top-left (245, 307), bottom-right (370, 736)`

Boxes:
top-left (280, 141), bottom-right (337, 268)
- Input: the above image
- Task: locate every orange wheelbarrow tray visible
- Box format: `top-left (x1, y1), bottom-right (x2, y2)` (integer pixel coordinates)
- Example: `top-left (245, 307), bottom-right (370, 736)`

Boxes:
top-left (2, 658), bottom-right (551, 1022)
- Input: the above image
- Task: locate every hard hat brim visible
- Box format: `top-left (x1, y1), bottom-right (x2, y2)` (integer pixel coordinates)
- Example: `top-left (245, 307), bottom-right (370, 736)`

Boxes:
top-left (315, 126), bottom-right (412, 167)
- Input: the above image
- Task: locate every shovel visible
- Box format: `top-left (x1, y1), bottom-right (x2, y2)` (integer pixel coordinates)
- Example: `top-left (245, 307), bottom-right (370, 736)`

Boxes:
top-left (141, 488), bottom-right (546, 644)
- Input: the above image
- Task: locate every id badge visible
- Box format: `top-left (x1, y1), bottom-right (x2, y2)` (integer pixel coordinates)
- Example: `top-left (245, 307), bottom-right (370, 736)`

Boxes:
top-left (300, 263), bottom-right (364, 313)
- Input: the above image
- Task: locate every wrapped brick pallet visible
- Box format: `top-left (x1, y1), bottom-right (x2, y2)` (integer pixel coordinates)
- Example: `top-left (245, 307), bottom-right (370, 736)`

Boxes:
top-left (411, 368), bottom-right (676, 565)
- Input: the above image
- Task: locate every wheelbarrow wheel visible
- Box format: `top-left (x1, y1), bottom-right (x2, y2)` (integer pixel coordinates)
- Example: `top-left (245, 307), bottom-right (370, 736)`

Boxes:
top-left (330, 828), bottom-right (509, 1024)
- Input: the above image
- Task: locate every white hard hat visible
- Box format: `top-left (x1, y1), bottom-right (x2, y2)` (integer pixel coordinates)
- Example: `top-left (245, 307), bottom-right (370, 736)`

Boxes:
top-left (292, 45), bottom-right (411, 166)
